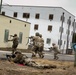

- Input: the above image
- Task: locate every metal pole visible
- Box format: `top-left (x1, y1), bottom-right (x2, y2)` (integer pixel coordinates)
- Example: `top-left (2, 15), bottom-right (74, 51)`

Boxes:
top-left (0, 0), bottom-right (2, 13)
top-left (73, 20), bottom-right (76, 67)
top-left (66, 16), bottom-right (71, 53)
top-left (59, 12), bottom-right (64, 49)
top-left (74, 51), bottom-right (76, 67)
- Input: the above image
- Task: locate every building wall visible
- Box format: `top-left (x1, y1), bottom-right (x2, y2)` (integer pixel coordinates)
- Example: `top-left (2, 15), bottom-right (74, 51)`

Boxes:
top-left (0, 15), bottom-right (30, 49)
top-left (1, 5), bottom-right (75, 52)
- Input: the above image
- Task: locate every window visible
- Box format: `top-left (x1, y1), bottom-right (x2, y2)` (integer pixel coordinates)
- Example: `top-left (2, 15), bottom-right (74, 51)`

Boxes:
top-left (23, 13), bottom-right (30, 18)
top-left (48, 25), bottom-right (52, 31)
top-left (46, 38), bottom-right (51, 44)
top-left (2, 11), bottom-right (5, 15)
top-left (49, 14), bottom-right (53, 20)
top-left (35, 13), bottom-right (40, 19)
top-left (13, 12), bottom-right (17, 17)
top-left (19, 32), bottom-right (23, 43)
top-left (34, 24), bottom-right (38, 30)
top-left (4, 29), bottom-right (9, 42)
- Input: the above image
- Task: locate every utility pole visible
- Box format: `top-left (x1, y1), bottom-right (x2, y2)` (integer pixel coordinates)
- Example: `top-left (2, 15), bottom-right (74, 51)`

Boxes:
top-left (59, 12), bottom-right (65, 49)
top-left (0, 0), bottom-right (2, 13)
top-left (66, 16), bottom-right (71, 53)
top-left (71, 19), bottom-right (76, 67)
top-left (72, 33), bottom-right (76, 67)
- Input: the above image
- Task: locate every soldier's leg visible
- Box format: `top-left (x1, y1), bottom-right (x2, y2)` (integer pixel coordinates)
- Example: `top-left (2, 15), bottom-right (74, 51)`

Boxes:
top-left (37, 50), bottom-right (44, 58)
top-left (41, 52), bottom-right (44, 58)
top-left (40, 47), bottom-right (44, 58)
top-left (55, 53), bottom-right (59, 60)
top-left (38, 47), bottom-right (44, 58)
top-left (38, 51), bottom-right (41, 58)
top-left (12, 44), bottom-right (18, 54)
top-left (54, 53), bottom-right (59, 60)
top-left (31, 46), bottom-right (36, 57)
top-left (54, 52), bottom-right (56, 59)
top-left (12, 49), bottom-right (14, 54)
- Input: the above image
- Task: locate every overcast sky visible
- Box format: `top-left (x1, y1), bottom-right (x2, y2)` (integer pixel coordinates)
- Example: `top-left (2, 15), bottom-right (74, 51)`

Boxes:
top-left (1, 0), bottom-right (76, 17)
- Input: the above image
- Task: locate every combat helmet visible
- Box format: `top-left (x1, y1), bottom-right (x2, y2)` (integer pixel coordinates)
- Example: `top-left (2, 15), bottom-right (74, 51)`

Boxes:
top-left (13, 34), bottom-right (17, 37)
top-left (35, 32), bottom-right (39, 36)
top-left (52, 43), bottom-right (55, 46)
top-left (14, 50), bottom-right (21, 54)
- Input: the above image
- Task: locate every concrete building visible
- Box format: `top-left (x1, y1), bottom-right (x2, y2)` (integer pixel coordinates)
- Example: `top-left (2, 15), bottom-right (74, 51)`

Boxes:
top-left (0, 14), bottom-right (30, 49)
top-left (1, 5), bottom-right (76, 52)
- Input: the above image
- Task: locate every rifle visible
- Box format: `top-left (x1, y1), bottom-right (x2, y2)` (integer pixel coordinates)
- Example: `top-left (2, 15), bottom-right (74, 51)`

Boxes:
top-left (10, 35), bottom-right (14, 37)
top-left (6, 54), bottom-right (16, 61)
top-left (26, 36), bottom-right (33, 39)
top-left (26, 37), bottom-right (30, 45)
top-left (26, 36), bottom-right (34, 45)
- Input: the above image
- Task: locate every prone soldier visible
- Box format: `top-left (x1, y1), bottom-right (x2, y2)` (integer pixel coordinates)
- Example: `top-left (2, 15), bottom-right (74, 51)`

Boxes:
top-left (7, 50), bottom-right (52, 69)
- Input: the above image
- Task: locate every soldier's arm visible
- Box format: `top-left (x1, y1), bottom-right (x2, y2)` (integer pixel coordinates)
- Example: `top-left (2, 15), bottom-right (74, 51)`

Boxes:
top-left (8, 39), bottom-right (12, 41)
top-left (10, 35), bottom-right (14, 37)
top-left (8, 38), bottom-right (13, 41)
top-left (26, 36), bottom-right (34, 39)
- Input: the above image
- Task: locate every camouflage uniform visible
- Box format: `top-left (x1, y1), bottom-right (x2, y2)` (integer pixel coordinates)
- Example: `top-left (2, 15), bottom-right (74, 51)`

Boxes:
top-left (9, 51), bottom-right (51, 69)
top-left (51, 43), bottom-right (60, 60)
top-left (8, 34), bottom-right (19, 54)
top-left (38, 34), bottom-right (44, 58)
top-left (10, 50), bottom-right (27, 64)
top-left (31, 32), bottom-right (40, 57)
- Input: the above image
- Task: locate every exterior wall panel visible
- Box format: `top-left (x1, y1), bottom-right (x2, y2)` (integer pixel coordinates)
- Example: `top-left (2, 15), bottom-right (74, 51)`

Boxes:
top-left (0, 15), bottom-right (30, 49)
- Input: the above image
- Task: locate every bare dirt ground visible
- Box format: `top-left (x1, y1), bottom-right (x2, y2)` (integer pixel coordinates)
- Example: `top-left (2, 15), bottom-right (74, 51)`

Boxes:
top-left (0, 58), bottom-right (76, 75)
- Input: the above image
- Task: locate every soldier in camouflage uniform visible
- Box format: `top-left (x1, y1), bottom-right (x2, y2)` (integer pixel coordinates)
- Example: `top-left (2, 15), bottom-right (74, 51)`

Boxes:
top-left (31, 32), bottom-right (40, 57)
top-left (38, 34), bottom-right (44, 58)
top-left (8, 50), bottom-right (52, 69)
top-left (10, 50), bottom-right (27, 64)
top-left (49, 43), bottom-right (60, 60)
top-left (8, 34), bottom-right (19, 54)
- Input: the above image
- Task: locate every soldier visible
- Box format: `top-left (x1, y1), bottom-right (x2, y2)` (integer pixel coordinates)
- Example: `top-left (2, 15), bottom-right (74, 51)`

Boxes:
top-left (8, 50), bottom-right (52, 69)
top-left (31, 32), bottom-right (40, 57)
top-left (38, 34), bottom-right (44, 58)
top-left (49, 43), bottom-right (60, 60)
top-left (8, 34), bottom-right (19, 54)
top-left (11, 50), bottom-right (27, 64)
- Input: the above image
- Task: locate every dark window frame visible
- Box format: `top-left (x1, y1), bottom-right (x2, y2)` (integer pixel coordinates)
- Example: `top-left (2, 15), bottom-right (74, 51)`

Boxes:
top-left (23, 13), bottom-right (30, 18)
top-left (48, 25), bottom-right (52, 31)
top-left (34, 24), bottom-right (38, 30)
top-left (49, 14), bottom-right (53, 20)
top-left (2, 11), bottom-right (5, 15)
top-left (13, 12), bottom-right (17, 17)
top-left (46, 38), bottom-right (51, 44)
top-left (35, 13), bottom-right (40, 19)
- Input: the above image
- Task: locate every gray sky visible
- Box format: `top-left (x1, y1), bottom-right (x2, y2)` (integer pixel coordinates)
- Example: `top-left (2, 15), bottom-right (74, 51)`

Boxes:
top-left (1, 0), bottom-right (76, 17)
